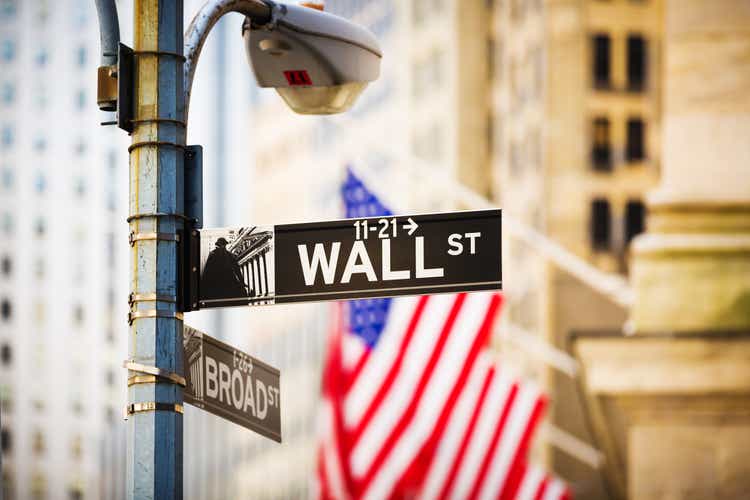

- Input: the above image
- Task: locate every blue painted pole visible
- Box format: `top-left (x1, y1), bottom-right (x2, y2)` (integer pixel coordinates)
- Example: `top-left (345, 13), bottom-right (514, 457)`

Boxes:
top-left (127, 1), bottom-right (185, 498)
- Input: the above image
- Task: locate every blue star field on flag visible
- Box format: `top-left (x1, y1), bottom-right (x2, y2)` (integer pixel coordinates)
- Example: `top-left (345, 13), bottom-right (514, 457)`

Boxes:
top-left (341, 167), bottom-right (393, 348)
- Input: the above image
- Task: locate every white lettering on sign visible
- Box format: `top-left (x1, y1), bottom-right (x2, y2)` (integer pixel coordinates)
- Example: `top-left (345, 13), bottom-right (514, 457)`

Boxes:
top-left (206, 357), bottom-right (218, 398)
top-left (296, 237), bottom-right (446, 286)
top-left (382, 239), bottom-right (410, 281)
top-left (233, 350), bottom-right (253, 376)
top-left (415, 236), bottom-right (444, 278)
top-left (447, 232), bottom-right (482, 256)
top-left (341, 241), bottom-right (378, 284)
top-left (203, 354), bottom-right (279, 421)
top-left (298, 242), bottom-right (341, 286)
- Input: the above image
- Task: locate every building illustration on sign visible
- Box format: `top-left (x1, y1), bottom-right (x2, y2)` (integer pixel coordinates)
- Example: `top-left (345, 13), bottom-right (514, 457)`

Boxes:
top-left (200, 226), bottom-right (276, 306)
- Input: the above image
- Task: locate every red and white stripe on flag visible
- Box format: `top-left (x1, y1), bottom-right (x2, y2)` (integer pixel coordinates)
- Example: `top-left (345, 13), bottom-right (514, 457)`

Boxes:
top-left (316, 292), bottom-right (555, 499)
top-left (514, 463), bottom-right (572, 500)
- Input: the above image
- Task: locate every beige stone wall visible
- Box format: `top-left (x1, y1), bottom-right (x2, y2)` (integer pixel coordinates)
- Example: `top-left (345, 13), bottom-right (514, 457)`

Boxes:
top-left (654, 0), bottom-right (750, 205)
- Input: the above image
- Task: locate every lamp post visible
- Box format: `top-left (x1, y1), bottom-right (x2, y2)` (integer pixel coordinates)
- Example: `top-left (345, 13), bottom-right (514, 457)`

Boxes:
top-left (93, 0), bottom-right (380, 498)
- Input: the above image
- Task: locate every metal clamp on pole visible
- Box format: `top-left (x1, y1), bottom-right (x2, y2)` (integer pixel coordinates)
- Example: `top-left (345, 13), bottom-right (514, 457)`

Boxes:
top-left (132, 49), bottom-right (187, 61)
top-left (127, 212), bottom-right (194, 224)
top-left (127, 309), bottom-right (184, 324)
top-left (123, 360), bottom-right (187, 387)
top-left (123, 402), bottom-right (184, 420)
top-left (128, 141), bottom-right (186, 153)
top-left (128, 293), bottom-right (178, 306)
top-left (129, 232), bottom-right (181, 246)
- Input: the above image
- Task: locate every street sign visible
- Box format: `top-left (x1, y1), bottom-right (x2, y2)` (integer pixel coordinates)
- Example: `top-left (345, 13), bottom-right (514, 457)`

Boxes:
top-left (195, 209), bottom-right (501, 309)
top-left (183, 325), bottom-right (281, 442)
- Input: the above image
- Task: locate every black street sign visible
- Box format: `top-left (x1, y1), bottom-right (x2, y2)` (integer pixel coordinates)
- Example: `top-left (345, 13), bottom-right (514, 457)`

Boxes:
top-left (196, 209), bottom-right (501, 309)
top-left (183, 325), bottom-right (281, 442)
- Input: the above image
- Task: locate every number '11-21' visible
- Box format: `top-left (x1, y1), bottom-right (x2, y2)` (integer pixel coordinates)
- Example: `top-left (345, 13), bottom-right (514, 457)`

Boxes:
top-left (353, 218), bottom-right (398, 240)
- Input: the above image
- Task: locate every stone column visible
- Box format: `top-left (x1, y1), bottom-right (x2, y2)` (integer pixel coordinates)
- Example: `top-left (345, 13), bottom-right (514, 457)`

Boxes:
top-left (630, 0), bottom-right (750, 332)
top-left (575, 3), bottom-right (750, 499)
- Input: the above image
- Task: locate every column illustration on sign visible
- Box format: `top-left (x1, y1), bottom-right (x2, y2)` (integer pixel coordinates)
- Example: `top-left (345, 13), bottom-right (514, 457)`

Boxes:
top-left (200, 226), bottom-right (276, 307)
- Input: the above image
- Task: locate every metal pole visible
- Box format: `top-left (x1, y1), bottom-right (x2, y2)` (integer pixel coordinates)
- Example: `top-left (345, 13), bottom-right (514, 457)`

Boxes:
top-left (127, 1), bottom-right (185, 498)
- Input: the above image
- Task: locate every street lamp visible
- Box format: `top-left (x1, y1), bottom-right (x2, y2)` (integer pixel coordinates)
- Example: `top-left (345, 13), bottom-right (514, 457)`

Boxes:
top-left (244, 2), bottom-right (382, 114)
top-left (184, 0), bottom-right (381, 119)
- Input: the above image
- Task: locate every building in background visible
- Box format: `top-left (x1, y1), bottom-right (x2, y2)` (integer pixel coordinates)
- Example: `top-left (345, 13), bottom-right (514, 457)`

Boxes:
top-left (0, 1), bottom-right (130, 499)
top-left (488, 1), bottom-right (662, 497)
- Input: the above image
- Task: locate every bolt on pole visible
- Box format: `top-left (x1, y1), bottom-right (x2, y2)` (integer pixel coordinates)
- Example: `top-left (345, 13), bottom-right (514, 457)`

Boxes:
top-left (127, 1), bottom-right (185, 498)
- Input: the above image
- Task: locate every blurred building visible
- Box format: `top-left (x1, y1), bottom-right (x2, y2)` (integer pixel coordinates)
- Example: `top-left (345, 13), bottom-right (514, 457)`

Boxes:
top-left (488, 1), bottom-right (663, 497)
top-left (0, 1), bottom-right (130, 499)
top-left (575, 1), bottom-right (750, 499)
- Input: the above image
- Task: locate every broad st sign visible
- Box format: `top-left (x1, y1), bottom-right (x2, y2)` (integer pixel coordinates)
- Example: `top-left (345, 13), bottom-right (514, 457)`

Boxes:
top-left (183, 325), bottom-right (281, 442)
top-left (197, 209), bottom-right (501, 308)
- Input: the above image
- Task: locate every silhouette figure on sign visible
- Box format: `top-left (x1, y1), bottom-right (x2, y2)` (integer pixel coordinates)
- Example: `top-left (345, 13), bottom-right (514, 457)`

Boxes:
top-left (201, 237), bottom-right (250, 300)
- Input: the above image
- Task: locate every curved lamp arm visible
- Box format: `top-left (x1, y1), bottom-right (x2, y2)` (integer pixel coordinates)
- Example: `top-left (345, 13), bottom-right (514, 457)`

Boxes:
top-left (184, 0), bottom-right (275, 123)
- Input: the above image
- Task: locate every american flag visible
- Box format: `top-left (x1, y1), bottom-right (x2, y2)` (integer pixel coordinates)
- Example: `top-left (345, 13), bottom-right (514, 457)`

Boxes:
top-left (514, 464), bottom-right (571, 500)
top-left (316, 169), bottom-right (556, 500)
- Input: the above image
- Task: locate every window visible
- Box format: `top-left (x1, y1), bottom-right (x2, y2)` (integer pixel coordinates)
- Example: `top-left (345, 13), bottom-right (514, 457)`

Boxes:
top-left (2, 471), bottom-right (13, 500)
top-left (75, 139), bottom-right (87, 156)
top-left (74, 177), bottom-right (86, 198)
top-left (76, 89), bottom-right (87, 110)
top-left (590, 198), bottom-right (611, 251)
top-left (1, 166), bottom-right (12, 189)
top-left (1, 344), bottom-right (10, 365)
top-left (591, 117), bottom-right (612, 171)
top-left (626, 118), bottom-right (645, 162)
top-left (106, 369), bottom-right (115, 387)
top-left (412, 123), bottom-right (444, 163)
top-left (34, 217), bottom-right (46, 238)
top-left (412, 50), bottom-right (445, 99)
top-left (32, 430), bottom-right (45, 455)
top-left (413, 0), bottom-right (444, 25)
top-left (76, 46), bottom-right (87, 67)
top-left (36, 0), bottom-right (49, 22)
top-left (625, 200), bottom-right (646, 244)
top-left (34, 84), bottom-right (49, 109)
top-left (1, 212), bottom-right (13, 235)
top-left (35, 47), bottom-right (49, 67)
top-left (1, 124), bottom-right (13, 148)
top-left (0, 385), bottom-right (11, 412)
top-left (34, 173), bottom-right (47, 194)
top-left (1, 81), bottom-right (14, 105)
top-left (0, 0), bottom-right (17, 19)
top-left (71, 435), bottom-right (83, 459)
top-left (1, 256), bottom-right (9, 276)
top-left (73, 0), bottom-right (88, 27)
top-left (31, 472), bottom-right (47, 500)
top-left (0, 39), bottom-right (14, 62)
top-left (33, 136), bottom-right (47, 152)
top-left (627, 35), bottom-right (647, 90)
top-left (1, 428), bottom-right (10, 453)
top-left (32, 301), bottom-right (45, 325)
top-left (73, 305), bottom-right (84, 326)
top-left (1, 299), bottom-right (11, 321)
top-left (34, 258), bottom-right (45, 280)
top-left (592, 34), bottom-right (611, 88)
top-left (106, 233), bottom-right (116, 268)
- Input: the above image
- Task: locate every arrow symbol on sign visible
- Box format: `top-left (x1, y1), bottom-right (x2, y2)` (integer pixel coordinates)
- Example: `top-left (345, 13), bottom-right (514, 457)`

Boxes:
top-left (403, 218), bottom-right (419, 236)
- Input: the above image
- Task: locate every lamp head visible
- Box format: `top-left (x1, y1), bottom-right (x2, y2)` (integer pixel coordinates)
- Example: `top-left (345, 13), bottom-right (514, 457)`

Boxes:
top-left (244, 2), bottom-right (381, 115)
